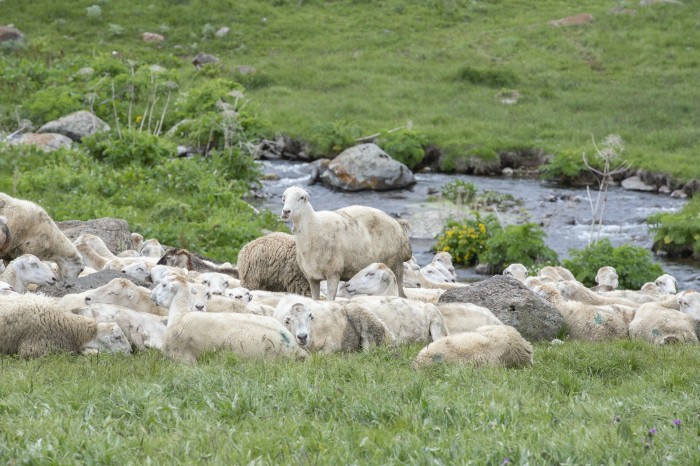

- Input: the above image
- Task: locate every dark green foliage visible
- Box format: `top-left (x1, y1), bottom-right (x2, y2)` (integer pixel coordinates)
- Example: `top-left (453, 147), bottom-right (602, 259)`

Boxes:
top-left (173, 78), bottom-right (244, 120)
top-left (648, 198), bottom-right (700, 259)
top-left (82, 129), bottom-right (177, 168)
top-left (456, 66), bottom-right (518, 88)
top-left (483, 223), bottom-right (559, 273)
top-left (539, 150), bottom-right (592, 185)
top-left (563, 238), bottom-right (664, 289)
top-left (377, 129), bottom-right (427, 170)
top-left (24, 86), bottom-right (83, 124)
top-left (308, 119), bottom-right (362, 157)
top-left (435, 214), bottom-right (499, 265)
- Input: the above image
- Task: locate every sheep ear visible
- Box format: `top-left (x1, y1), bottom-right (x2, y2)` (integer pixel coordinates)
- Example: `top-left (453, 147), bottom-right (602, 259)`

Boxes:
top-left (17, 261), bottom-right (26, 270)
top-left (284, 317), bottom-right (291, 325)
top-left (309, 313), bottom-right (315, 321)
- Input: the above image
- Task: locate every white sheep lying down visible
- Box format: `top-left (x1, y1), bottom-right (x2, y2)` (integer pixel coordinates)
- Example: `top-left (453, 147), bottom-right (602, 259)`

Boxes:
top-left (74, 303), bottom-right (166, 351)
top-left (412, 325), bottom-right (534, 369)
top-left (280, 186), bottom-right (413, 300)
top-left (0, 253), bottom-right (57, 293)
top-left (274, 296), bottom-right (397, 354)
top-left (350, 295), bottom-right (448, 345)
top-left (436, 302), bottom-right (503, 335)
top-left (84, 278), bottom-right (167, 316)
top-left (150, 276), bottom-right (309, 363)
top-left (343, 262), bottom-right (445, 303)
top-left (628, 303), bottom-right (699, 346)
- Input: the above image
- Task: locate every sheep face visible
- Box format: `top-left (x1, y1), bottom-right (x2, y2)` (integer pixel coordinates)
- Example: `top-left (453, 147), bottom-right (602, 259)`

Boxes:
top-left (0, 281), bottom-right (17, 296)
top-left (503, 263), bottom-right (528, 282)
top-left (150, 280), bottom-right (179, 308)
top-left (85, 278), bottom-right (141, 307)
top-left (595, 267), bottom-right (618, 289)
top-left (402, 263), bottom-right (422, 288)
top-left (345, 263), bottom-right (393, 296)
top-left (199, 272), bottom-right (231, 296)
top-left (655, 274), bottom-right (678, 294)
top-left (15, 254), bottom-right (58, 287)
top-left (433, 252), bottom-right (456, 279)
top-left (280, 186), bottom-right (309, 221)
top-left (421, 264), bottom-right (450, 284)
top-left (54, 255), bottom-right (85, 279)
top-left (677, 290), bottom-right (700, 320)
top-left (141, 239), bottom-right (165, 258)
top-left (281, 303), bottom-right (315, 347)
top-left (189, 283), bottom-right (209, 312)
top-left (83, 322), bottom-right (133, 354)
top-left (225, 287), bottom-right (252, 303)
top-left (122, 261), bottom-right (151, 282)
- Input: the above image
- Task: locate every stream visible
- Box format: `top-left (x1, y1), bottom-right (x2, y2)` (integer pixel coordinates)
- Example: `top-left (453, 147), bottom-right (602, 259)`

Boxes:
top-left (250, 160), bottom-right (700, 290)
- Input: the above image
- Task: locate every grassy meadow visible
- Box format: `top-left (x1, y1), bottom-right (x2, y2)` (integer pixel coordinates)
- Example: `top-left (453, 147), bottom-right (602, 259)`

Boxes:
top-left (1, 0), bottom-right (700, 178)
top-left (1, 341), bottom-right (699, 464)
top-left (2, 2), bottom-right (700, 463)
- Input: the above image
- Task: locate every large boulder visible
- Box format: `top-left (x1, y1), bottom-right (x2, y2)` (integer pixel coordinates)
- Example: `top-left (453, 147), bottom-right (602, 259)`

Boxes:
top-left (37, 110), bottom-right (110, 142)
top-left (438, 276), bottom-right (564, 342)
top-left (320, 143), bottom-right (416, 191)
top-left (56, 218), bottom-right (135, 255)
top-left (35, 269), bottom-right (151, 297)
top-left (8, 132), bottom-right (73, 152)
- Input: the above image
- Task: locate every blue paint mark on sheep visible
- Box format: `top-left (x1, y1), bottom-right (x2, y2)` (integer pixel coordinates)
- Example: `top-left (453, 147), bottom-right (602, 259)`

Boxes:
top-left (594, 313), bottom-right (604, 325)
top-left (280, 331), bottom-right (291, 346)
top-left (432, 353), bottom-right (443, 363)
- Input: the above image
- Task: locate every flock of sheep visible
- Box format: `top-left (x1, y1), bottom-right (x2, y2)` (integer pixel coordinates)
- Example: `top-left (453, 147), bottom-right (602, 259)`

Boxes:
top-left (1, 186), bottom-right (698, 369)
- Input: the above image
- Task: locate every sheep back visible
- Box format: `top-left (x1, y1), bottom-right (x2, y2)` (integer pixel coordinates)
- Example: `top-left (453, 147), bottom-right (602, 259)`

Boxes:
top-left (237, 232), bottom-right (310, 296)
top-left (628, 306), bottom-right (699, 345)
top-left (0, 295), bottom-right (97, 357)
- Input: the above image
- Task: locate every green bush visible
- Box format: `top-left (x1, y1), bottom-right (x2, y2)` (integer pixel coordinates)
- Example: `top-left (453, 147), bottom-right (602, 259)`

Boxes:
top-left (648, 197), bottom-right (700, 259)
top-left (82, 129), bottom-right (177, 168)
top-left (434, 213), bottom-right (499, 265)
top-left (563, 238), bottom-right (664, 290)
top-left (482, 223), bottom-right (559, 273)
top-left (24, 86), bottom-right (83, 124)
top-left (377, 129), bottom-right (427, 170)
top-left (440, 180), bottom-right (477, 204)
top-left (308, 119), bottom-right (362, 157)
top-left (456, 66), bottom-right (518, 88)
top-left (539, 149), bottom-right (591, 185)
top-left (174, 78), bottom-right (244, 120)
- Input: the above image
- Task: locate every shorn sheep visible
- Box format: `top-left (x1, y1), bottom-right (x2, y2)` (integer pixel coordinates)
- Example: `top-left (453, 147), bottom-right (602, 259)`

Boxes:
top-left (0, 192), bottom-right (85, 279)
top-left (84, 278), bottom-right (167, 316)
top-left (150, 275), bottom-right (308, 363)
top-left (237, 232), bottom-right (311, 296)
top-left (0, 254), bottom-right (57, 293)
top-left (274, 297), bottom-right (397, 354)
top-left (412, 325), bottom-right (534, 369)
top-left (280, 186), bottom-right (412, 300)
top-left (0, 295), bottom-right (102, 357)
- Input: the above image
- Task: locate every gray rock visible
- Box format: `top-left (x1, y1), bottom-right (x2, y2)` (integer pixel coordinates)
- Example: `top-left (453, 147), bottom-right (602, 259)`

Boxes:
top-left (0, 25), bottom-right (24, 42)
top-left (8, 132), bottom-right (73, 152)
top-left (621, 175), bottom-right (656, 192)
top-left (320, 143), bottom-right (416, 191)
top-left (192, 52), bottom-right (219, 68)
top-left (438, 275), bottom-right (564, 342)
top-left (37, 110), bottom-right (110, 142)
top-left (35, 269), bottom-right (151, 297)
top-left (56, 217), bottom-right (135, 255)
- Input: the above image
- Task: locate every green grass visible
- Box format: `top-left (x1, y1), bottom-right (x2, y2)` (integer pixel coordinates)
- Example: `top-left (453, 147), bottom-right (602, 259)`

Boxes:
top-left (1, 340), bottom-right (699, 464)
top-left (2, 0), bottom-right (700, 180)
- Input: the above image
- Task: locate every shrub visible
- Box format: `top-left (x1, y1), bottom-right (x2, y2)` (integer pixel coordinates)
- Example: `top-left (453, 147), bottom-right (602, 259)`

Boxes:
top-left (434, 213), bottom-right (499, 266)
top-left (174, 78), bottom-right (244, 120)
top-left (648, 198), bottom-right (700, 259)
top-left (563, 238), bottom-right (664, 290)
top-left (440, 180), bottom-right (477, 204)
top-left (482, 223), bottom-right (559, 273)
top-left (539, 149), bottom-right (593, 185)
top-left (308, 119), bottom-right (362, 157)
top-left (82, 129), bottom-right (177, 168)
top-left (377, 129), bottom-right (427, 170)
top-left (23, 87), bottom-right (83, 124)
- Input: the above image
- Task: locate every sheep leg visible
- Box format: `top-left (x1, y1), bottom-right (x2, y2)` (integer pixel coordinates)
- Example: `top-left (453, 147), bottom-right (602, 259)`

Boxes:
top-left (309, 279), bottom-right (321, 300)
top-left (325, 276), bottom-right (341, 301)
top-left (392, 264), bottom-right (408, 298)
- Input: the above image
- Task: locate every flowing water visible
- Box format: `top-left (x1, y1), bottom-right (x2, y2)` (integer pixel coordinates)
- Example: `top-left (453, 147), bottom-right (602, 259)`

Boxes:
top-left (251, 160), bottom-right (700, 290)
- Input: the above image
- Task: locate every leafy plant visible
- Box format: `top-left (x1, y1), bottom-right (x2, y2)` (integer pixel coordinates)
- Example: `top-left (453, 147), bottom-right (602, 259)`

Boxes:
top-left (563, 238), bottom-right (664, 290)
top-left (648, 197), bottom-right (700, 259)
top-left (377, 129), bottom-right (427, 170)
top-left (539, 149), bottom-right (592, 185)
top-left (308, 119), bottom-right (362, 157)
top-left (82, 129), bottom-right (177, 168)
top-left (440, 180), bottom-right (477, 204)
top-left (482, 223), bottom-right (559, 273)
top-left (434, 213), bottom-right (499, 265)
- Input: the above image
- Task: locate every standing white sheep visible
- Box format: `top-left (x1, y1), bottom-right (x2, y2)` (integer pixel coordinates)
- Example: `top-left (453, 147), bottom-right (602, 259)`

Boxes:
top-left (280, 186), bottom-right (412, 300)
top-left (0, 192), bottom-right (85, 279)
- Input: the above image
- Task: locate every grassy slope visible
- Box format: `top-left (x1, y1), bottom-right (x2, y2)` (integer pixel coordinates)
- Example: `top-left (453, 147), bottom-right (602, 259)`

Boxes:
top-left (2, 0), bottom-right (699, 179)
top-left (1, 341), bottom-right (699, 464)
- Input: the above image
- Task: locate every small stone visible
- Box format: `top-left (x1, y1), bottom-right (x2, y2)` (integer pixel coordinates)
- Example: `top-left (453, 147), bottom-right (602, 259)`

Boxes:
top-left (142, 32), bottom-right (165, 42)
